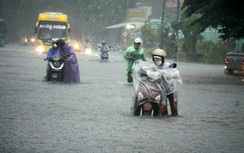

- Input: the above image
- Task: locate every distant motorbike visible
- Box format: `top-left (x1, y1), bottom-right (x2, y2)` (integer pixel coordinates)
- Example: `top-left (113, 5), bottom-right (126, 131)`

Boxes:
top-left (131, 60), bottom-right (182, 116)
top-left (44, 54), bottom-right (65, 82)
top-left (29, 36), bottom-right (37, 46)
top-left (98, 44), bottom-right (109, 62)
top-left (100, 51), bottom-right (109, 61)
top-left (19, 37), bottom-right (28, 46)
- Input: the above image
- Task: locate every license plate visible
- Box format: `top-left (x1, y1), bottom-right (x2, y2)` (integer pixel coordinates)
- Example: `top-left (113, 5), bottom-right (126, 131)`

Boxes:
top-left (52, 73), bottom-right (58, 78)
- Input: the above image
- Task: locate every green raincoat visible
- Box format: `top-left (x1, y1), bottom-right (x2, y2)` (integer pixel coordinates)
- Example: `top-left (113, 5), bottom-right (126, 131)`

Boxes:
top-left (123, 45), bottom-right (146, 82)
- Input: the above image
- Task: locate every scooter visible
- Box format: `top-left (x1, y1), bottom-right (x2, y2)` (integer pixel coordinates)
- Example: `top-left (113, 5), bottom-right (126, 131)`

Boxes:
top-left (19, 37), bottom-right (28, 46)
top-left (44, 54), bottom-right (65, 82)
top-left (131, 60), bottom-right (181, 117)
top-left (98, 44), bottom-right (109, 62)
top-left (100, 51), bottom-right (109, 62)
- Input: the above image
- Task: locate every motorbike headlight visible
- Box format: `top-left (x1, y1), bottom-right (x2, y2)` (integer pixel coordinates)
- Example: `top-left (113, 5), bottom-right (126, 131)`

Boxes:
top-left (36, 46), bottom-right (44, 53)
top-left (74, 43), bottom-right (79, 49)
top-left (30, 38), bottom-right (35, 42)
top-left (85, 48), bottom-right (92, 54)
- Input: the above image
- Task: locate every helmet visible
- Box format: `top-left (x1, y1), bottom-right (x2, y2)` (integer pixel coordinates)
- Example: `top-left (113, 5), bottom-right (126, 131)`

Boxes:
top-left (134, 37), bottom-right (142, 44)
top-left (102, 40), bottom-right (106, 45)
top-left (152, 49), bottom-right (167, 66)
top-left (56, 39), bottom-right (65, 48)
top-left (152, 49), bottom-right (166, 57)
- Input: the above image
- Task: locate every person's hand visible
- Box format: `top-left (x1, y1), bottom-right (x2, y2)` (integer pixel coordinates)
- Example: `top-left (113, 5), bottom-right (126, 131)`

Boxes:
top-left (65, 57), bottom-right (70, 61)
top-left (127, 55), bottom-right (134, 60)
top-left (146, 70), bottom-right (159, 79)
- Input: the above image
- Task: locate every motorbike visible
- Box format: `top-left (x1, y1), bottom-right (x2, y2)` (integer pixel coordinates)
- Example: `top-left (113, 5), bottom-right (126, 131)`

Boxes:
top-left (131, 60), bottom-right (182, 117)
top-left (29, 36), bottom-right (37, 46)
top-left (19, 37), bottom-right (28, 46)
top-left (98, 45), bottom-right (109, 62)
top-left (44, 54), bottom-right (65, 82)
top-left (100, 51), bottom-right (109, 61)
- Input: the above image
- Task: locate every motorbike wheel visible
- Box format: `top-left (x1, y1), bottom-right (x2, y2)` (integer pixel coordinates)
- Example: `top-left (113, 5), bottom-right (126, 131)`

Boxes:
top-left (152, 103), bottom-right (160, 116)
top-left (132, 97), bottom-right (142, 116)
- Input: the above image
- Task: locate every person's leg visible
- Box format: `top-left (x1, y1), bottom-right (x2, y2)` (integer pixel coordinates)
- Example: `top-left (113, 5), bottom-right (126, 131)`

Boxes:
top-left (168, 93), bottom-right (178, 116)
top-left (127, 70), bottom-right (133, 83)
top-left (160, 104), bottom-right (168, 115)
top-left (45, 64), bottom-right (50, 81)
top-left (126, 64), bottom-right (133, 83)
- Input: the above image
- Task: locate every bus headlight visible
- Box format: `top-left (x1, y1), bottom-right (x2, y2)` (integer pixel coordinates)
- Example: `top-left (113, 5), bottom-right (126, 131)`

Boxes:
top-left (36, 46), bottom-right (44, 53)
top-left (30, 38), bottom-right (35, 43)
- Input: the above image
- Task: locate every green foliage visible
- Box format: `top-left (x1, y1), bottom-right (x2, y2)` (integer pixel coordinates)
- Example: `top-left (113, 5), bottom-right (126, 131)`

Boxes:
top-left (141, 24), bottom-right (160, 48)
top-left (241, 44), bottom-right (244, 51)
top-left (197, 41), bottom-right (232, 64)
top-left (173, 14), bottom-right (201, 54)
top-left (182, 0), bottom-right (244, 40)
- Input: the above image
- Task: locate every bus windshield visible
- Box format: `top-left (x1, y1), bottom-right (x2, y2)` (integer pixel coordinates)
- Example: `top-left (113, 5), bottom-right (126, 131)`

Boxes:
top-left (37, 21), bottom-right (67, 40)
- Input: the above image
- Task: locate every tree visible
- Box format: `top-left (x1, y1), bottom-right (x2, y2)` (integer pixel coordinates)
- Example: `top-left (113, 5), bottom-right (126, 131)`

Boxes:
top-left (182, 0), bottom-right (244, 40)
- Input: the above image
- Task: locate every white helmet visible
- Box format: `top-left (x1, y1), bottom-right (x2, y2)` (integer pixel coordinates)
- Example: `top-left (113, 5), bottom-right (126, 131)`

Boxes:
top-left (152, 49), bottom-right (167, 66)
top-left (152, 49), bottom-right (167, 57)
top-left (134, 37), bottom-right (143, 44)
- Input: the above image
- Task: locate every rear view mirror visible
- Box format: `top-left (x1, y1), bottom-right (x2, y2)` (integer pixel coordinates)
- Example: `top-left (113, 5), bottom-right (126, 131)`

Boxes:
top-left (169, 63), bottom-right (177, 68)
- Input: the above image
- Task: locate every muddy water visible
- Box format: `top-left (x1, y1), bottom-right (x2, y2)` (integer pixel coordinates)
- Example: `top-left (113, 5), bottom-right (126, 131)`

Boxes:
top-left (0, 45), bottom-right (243, 152)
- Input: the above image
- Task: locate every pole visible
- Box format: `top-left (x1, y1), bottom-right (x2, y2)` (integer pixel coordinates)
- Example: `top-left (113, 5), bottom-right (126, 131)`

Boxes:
top-left (175, 0), bottom-right (180, 61)
top-left (161, 0), bottom-right (166, 25)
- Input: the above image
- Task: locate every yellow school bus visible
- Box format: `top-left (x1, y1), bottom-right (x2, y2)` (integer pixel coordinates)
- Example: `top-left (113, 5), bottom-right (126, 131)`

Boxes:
top-left (34, 12), bottom-right (71, 53)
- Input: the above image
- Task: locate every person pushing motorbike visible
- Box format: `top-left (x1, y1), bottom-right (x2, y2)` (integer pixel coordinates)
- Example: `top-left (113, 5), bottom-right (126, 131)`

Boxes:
top-left (123, 37), bottom-right (146, 83)
top-left (56, 39), bottom-right (80, 83)
top-left (151, 49), bottom-right (179, 116)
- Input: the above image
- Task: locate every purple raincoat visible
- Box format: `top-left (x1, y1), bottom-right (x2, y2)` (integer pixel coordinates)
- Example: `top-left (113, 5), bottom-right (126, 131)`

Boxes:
top-left (59, 43), bottom-right (80, 83)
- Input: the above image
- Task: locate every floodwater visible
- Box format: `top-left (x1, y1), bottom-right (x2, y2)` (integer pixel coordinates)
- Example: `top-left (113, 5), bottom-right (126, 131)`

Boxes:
top-left (0, 44), bottom-right (243, 153)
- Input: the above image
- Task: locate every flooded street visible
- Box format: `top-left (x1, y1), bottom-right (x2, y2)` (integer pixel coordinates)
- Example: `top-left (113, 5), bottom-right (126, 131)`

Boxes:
top-left (0, 44), bottom-right (243, 153)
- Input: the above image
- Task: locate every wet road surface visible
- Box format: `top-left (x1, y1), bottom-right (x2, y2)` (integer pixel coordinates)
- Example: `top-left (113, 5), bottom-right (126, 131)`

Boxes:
top-left (0, 44), bottom-right (243, 153)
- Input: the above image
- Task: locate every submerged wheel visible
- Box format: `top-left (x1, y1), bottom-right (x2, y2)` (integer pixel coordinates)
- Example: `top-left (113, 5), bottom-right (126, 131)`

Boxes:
top-left (47, 73), bottom-right (52, 81)
top-left (228, 69), bottom-right (233, 75)
top-left (132, 96), bottom-right (141, 116)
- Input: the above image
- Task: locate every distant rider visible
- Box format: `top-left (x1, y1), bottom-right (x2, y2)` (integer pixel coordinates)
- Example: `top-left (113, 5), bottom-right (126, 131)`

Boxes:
top-left (123, 37), bottom-right (146, 83)
top-left (99, 40), bottom-right (110, 58)
top-left (99, 40), bottom-right (110, 52)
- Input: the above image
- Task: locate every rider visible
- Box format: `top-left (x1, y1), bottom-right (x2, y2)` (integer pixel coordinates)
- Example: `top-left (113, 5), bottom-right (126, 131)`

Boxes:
top-left (99, 40), bottom-right (110, 58)
top-left (47, 39), bottom-right (58, 58)
top-left (123, 37), bottom-right (146, 83)
top-left (151, 49), bottom-right (178, 116)
top-left (45, 40), bottom-right (59, 80)
top-left (100, 40), bottom-right (110, 51)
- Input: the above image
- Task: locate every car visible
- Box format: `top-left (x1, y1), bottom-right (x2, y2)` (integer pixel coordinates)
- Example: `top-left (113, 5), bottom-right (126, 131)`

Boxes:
top-left (224, 51), bottom-right (244, 75)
